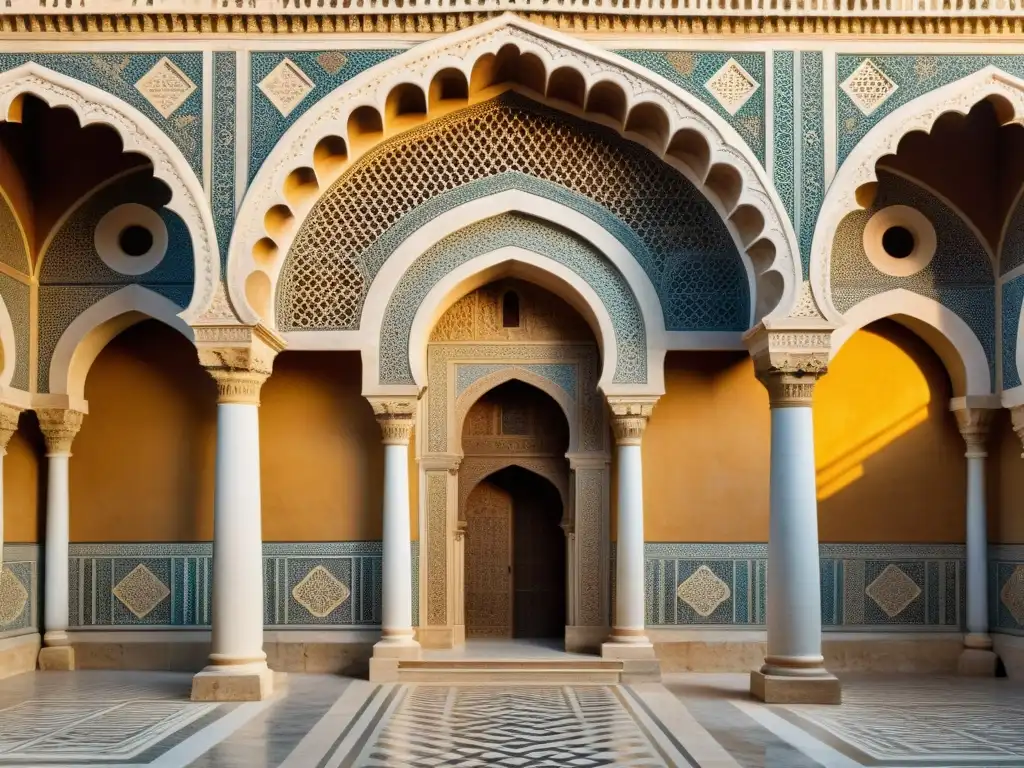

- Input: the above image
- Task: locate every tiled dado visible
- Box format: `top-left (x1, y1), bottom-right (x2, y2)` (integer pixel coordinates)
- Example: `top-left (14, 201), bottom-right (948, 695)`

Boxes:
top-left (644, 544), bottom-right (968, 630)
top-left (992, 545), bottom-right (1024, 636)
top-left (66, 542), bottom-right (419, 629)
top-left (0, 544), bottom-right (38, 639)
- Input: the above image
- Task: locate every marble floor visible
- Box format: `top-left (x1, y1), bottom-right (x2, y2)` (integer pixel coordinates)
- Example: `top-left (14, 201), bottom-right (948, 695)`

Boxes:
top-left (0, 670), bottom-right (1020, 767)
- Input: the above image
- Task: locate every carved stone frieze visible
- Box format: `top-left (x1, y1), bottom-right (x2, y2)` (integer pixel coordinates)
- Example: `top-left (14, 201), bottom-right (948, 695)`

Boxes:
top-left (607, 397), bottom-right (658, 446)
top-left (368, 397), bottom-right (417, 445)
top-left (0, 404), bottom-right (22, 455)
top-left (37, 408), bottom-right (85, 455)
top-left (953, 407), bottom-right (995, 459)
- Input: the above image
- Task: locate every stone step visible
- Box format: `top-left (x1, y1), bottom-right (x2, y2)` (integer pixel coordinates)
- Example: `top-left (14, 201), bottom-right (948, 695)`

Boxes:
top-left (396, 658), bottom-right (625, 683)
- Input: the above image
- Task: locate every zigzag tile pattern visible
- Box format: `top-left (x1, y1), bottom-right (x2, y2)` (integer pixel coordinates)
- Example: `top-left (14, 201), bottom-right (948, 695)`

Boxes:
top-left (356, 685), bottom-right (668, 767)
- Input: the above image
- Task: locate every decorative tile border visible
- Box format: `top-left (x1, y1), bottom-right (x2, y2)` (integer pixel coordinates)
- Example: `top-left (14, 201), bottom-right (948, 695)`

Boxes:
top-left (211, 51), bottom-right (236, 269)
top-left (643, 543), bottom-right (965, 630)
top-left (992, 544), bottom-right (1024, 637)
top-left (67, 542), bottom-right (415, 629)
top-left (0, 544), bottom-right (38, 639)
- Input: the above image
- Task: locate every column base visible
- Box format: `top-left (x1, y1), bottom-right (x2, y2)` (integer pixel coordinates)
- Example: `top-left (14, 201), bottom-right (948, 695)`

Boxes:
top-left (958, 648), bottom-right (999, 677)
top-left (750, 670), bottom-right (841, 704)
top-left (372, 636), bottom-right (421, 660)
top-left (38, 645), bottom-right (75, 671)
top-left (601, 641), bottom-right (656, 660)
top-left (191, 662), bottom-right (274, 702)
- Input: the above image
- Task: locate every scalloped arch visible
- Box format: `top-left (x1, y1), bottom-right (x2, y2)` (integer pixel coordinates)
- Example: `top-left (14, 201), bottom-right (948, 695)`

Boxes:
top-left (230, 14), bottom-right (797, 330)
top-left (812, 66), bottom-right (1024, 323)
top-left (0, 62), bottom-right (220, 322)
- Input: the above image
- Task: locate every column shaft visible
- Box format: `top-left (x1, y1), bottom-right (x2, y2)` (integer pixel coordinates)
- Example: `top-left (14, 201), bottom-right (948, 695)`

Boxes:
top-left (381, 442), bottom-right (413, 639)
top-left (613, 443), bottom-right (646, 638)
top-left (43, 455), bottom-right (71, 646)
top-left (965, 454), bottom-right (988, 640)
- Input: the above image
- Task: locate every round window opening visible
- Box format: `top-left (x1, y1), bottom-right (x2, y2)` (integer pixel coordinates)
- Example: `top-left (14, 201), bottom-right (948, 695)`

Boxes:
top-left (881, 226), bottom-right (915, 259)
top-left (118, 225), bottom-right (154, 257)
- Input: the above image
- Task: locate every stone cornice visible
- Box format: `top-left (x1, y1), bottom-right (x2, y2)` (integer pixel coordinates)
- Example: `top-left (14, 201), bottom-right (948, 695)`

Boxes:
top-left (4, 12), bottom-right (1024, 36)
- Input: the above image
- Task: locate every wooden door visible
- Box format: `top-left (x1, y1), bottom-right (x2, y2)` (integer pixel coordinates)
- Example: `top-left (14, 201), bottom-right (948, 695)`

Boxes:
top-left (464, 481), bottom-right (513, 637)
top-left (513, 477), bottom-right (566, 638)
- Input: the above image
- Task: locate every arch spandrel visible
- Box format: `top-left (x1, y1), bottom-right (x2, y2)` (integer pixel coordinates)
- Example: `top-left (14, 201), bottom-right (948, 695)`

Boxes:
top-left (231, 14), bottom-right (798, 331)
top-left (0, 62), bottom-right (220, 324)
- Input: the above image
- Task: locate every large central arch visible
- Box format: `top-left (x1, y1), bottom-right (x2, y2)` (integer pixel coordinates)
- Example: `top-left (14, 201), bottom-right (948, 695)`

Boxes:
top-left (228, 13), bottom-right (799, 334)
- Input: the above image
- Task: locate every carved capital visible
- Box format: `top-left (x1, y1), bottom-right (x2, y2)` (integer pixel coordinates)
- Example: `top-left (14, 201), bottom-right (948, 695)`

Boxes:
top-left (1011, 405), bottom-right (1024, 459)
top-left (607, 397), bottom-right (657, 446)
top-left (368, 397), bottom-right (417, 446)
top-left (194, 323), bottom-right (284, 405)
top-left (37, 408), bottom-right (85, 456)
top-left (744, 323), bottom-right (833, 409)
top-left (0, 403), bottom-right (21, 455)
top-left (953, 407), bottom-right (995, 458)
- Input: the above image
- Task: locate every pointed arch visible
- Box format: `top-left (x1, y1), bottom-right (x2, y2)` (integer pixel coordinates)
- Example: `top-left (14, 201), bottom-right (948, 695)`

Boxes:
top-left (830, 289), bottom-right (992, 397)
top-left (812, 66), bottom-right (1024, 321)
top-left (229, 14), bottom-right (797, 329)
top-left (49, 285), bottom-right (194, 401)
top-left (0, 63), bottom-right (219, 321)
top-left (458, 458), bottom-right (569, 524)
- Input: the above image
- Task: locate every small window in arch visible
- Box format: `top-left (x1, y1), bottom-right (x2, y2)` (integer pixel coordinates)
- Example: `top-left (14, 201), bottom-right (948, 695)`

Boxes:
top-left (502, 291), bottom-right (520, 328)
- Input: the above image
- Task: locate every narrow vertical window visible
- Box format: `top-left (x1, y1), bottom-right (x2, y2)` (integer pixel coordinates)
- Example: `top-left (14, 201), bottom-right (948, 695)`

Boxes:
top-left (502, 291), bottom-right (520, 328)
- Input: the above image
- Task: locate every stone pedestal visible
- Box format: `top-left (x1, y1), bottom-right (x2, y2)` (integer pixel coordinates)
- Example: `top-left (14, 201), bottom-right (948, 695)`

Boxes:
top-left (191, 664), bottom-right (274, 702)
top-left (750, 670), bottom-right (842, 704)
top-left (38, 645), bottom-right (75, 671)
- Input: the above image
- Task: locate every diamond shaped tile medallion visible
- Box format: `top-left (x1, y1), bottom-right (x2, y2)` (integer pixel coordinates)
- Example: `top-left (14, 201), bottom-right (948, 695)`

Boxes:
top-left (0, 566), bottom-right (29, 626)
top-left (866, 564), bottom-right (920, 618)
top-left (112, 564), bottom-right (170, 620)
top-left (841, 59), bottom-right (898, 116)
top-left (134, 57), bottom-right (197, 119)
top-left (316, 51), bottom-right (348, 75)
top-left (1002, 565), bottom-right (1024, 626)
top-left (259, 58), bottom-right (315, 117)
top-left (293, 565), bottom-right (351, 618)
top-left (704, 58), bottom-right (760, 116)
top-left (677, 564), bottom-right (731, 617)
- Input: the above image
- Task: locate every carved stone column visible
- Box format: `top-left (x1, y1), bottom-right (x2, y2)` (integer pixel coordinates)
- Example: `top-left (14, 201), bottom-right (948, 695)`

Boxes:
top-left (952, 404), bottom-right (998, 676)
top-left (602, 397), bottom-right (657, 662)
top-left (367, 397), bottom-right (421, 682)
top-left (37, 407), bottom-right (85, 671)
top-left (746, 325), bottom-right (840, 704)
top-left (191, 324), bottom-right (282, 702)
top-left (0, 403), bottom-right (22, 576)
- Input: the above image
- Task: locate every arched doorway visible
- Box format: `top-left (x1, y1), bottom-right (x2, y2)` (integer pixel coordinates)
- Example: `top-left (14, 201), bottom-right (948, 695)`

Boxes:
top-left (465, 466), bottom-right (567, 639)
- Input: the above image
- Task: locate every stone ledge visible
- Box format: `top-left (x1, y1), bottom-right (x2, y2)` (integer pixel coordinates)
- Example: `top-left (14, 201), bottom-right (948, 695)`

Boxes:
top-left (750, 670), bottom-right (842, 704)
top-left (0, 633), bottom-right (40, 680)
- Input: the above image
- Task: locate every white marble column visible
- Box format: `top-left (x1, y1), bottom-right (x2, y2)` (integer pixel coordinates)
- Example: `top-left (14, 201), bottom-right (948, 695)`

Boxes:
top-left (368, 398), bottom-right (420, 679)
top-left (747, 326), bottom-right (839, 704)
top-left (37, 408), bottom-right (85, 671)
top-left (0, 404), bottom-right (22, 576)
top-left (603, 397), bottom-right (657, 661)
top-left (953, 405), bottom-right (997, 676)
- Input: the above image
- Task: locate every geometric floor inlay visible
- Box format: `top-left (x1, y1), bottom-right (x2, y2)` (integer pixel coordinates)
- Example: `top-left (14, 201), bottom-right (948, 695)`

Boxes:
top-left (350, 685), bottom-right (671, 767)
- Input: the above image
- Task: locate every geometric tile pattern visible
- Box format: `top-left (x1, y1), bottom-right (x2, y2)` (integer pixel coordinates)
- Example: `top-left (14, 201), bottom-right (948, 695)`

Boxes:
top-left (0, 567), bottom-right (29, 627)
top-left (257, 57), bottom-right (314, 117)
top-left (676, 565), bottom-right (731, 618)
top-left (291, 565), bottom-right (351, 619)
top-left (112, 564), bottom-right (170, 620)
top-left (840, 57), bottom-right (897, 116)
top-left (0, 546), bottom-right (36, 638)
top-left (351, 686), bottom-right (668, 767)
top-left (704, 58), bottom-right (759, 116)
top-left (866, 564), bottom-right (921, 619)
top-left (1001, 564), bottom-right (1024, 626)
top-left (781, 676), bottom-right (1024, 764)
top-left (133, 56), bottom-right (197, 119)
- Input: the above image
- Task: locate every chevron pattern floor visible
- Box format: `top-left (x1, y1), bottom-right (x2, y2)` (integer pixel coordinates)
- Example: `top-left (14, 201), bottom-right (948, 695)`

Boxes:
top-left (353, 685), bottom-right (670, 767)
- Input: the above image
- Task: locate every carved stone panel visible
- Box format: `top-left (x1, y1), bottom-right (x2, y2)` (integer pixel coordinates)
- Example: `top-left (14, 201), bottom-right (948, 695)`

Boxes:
top-left (465, 481), bottom-right (513, 638)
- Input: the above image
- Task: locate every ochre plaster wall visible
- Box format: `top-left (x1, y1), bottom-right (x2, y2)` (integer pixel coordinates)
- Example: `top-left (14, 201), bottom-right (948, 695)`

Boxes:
top-left (634, 321), bottom-right (966, 544)
top-left (3, 411), bottom-right (44, 543)
top-left (71, 320), bottom-right (216, 542)
top-left (991, 409), bottom-right (1024, 544)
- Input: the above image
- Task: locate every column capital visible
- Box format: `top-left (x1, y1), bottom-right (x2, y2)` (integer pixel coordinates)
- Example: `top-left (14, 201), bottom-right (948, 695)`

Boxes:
top-left (607, 396), bottom-right (658, 446)
top-left (1012, 405), bottom-right (1024, 458)
top-left (744, 323), bottom-right (833, 408)
top-left (0, 403), bottom-right (22, 455)
top-left (368, 397), bottom-right (417, 446)
top-left (194, 323), bottom-right (285, 405)
top-left (952, 406), bottom-right (995, 458)
top-left (37, 408), bottom-right (85, 456)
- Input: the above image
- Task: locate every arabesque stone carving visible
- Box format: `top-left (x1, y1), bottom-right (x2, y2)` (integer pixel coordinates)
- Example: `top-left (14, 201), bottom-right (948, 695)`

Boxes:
top-left (607, 397), bottom-right (658, 445)
top-left (37, 408), bottom-right (86, 455)
top-left (744, 323), bottom-right (834, 407)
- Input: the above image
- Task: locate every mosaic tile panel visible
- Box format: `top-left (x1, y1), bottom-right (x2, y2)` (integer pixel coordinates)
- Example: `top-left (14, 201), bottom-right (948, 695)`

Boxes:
top-left (455, 363), bottom-right (578, 400)
top-left (618, 50), bottom-right (765, 165)
top-left (0, 53), bottom-right (203, 179)
top-left (0, 272), bottom-right (30, 391)
top-left (831, 171), bottom-right (996, 388)
top-left (0, 544), bottom-right (37, 639)
top-left (0, 195), bottom-right (28, 275)
top-left (992, 544), bottom-right (1024, 636)
top-left (772, 50), bottom-right (796, 228)
top-left (211, 52), bottom-right (236, 269)
top-left (1002, 274), bottom-right (1024, 390)
top-left (643, 543), bottom-right (965, 629)
top-left (1003, 196), bottom-right (1024, 277)
top-left (837, 55), bottom-right (1024, 167)
top-left (798, 51), bottom-right (825, 277)
top-left (248, 49), bottom-right (401, 182)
